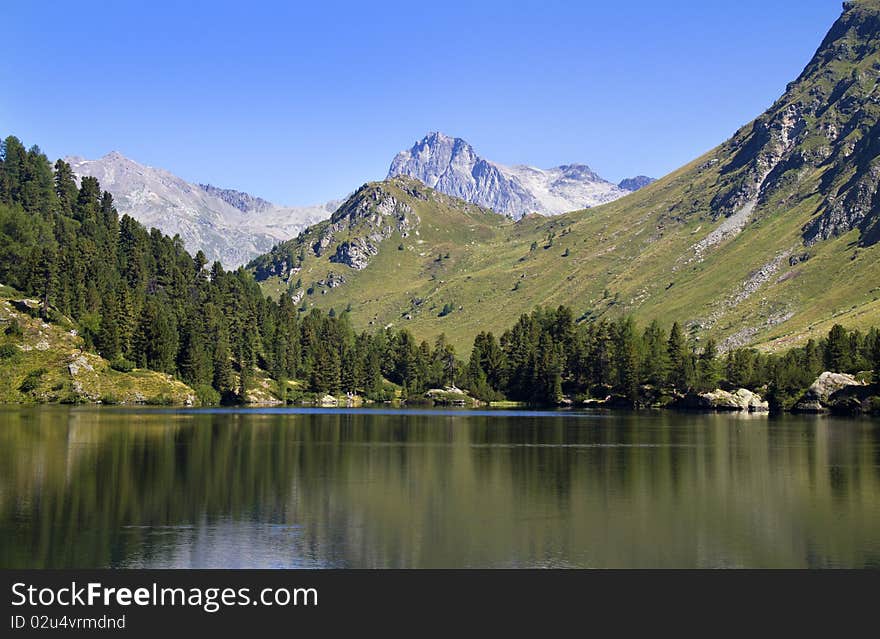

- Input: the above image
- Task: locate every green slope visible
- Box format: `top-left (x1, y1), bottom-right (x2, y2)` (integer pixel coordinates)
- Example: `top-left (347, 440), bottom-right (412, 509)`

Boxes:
top-left (252, 1), bottom-right (880, 353)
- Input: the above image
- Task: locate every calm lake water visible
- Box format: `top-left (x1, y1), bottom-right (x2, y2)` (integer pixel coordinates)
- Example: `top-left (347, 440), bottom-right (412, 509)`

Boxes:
top-left (1, 406), bottom-right (879, 568)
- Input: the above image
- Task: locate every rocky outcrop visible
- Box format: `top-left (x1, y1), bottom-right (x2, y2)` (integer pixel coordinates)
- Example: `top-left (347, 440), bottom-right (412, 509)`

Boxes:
top-left (330, 239), bottom-right (379, 270)
top-left (674, 388), bottom-right (769, 412)
top-left (618, 176), bottom-right (655, 191)
top-left (68, 355), bottom-right (94, 377)
top-left (793, 371), bottom-right (866, 412)
top-left (317, 181), bottom-right (419, 270)
top-left (388, 132), bottom-right (635, 218)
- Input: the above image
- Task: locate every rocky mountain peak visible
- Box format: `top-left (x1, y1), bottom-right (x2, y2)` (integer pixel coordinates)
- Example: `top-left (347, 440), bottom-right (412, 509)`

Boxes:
top-left (388, 132), bottom-right (646, 218)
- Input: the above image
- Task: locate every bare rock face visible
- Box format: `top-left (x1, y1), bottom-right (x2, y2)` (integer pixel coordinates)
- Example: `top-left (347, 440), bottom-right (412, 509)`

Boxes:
top-left (387, 132), bottom-right (643, 218)
top-left (618, 175), bottom-right (655, 191)
top-left (330, 240), bottom-right (378, 270)
top-left (323, 181), bottom-right (419, 270)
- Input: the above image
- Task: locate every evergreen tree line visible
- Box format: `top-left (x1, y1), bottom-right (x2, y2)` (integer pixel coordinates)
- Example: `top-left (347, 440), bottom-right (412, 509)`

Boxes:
top-left (462, 307), bottom-right (880, 409)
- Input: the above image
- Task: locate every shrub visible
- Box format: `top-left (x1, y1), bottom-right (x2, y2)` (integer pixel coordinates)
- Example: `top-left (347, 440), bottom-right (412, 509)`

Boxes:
top-left (0, 343), bottom-right (19, 359)
top-left (5, 319), bottom-right (23, 337)
top-left (110, 357), bottom-right (135, 373)
top-left (19, 368), bottom-right (47, 393)
top-left (365, 384), bottom-right (396, 403)
top-left (194, 384), bottom-right (220, 406)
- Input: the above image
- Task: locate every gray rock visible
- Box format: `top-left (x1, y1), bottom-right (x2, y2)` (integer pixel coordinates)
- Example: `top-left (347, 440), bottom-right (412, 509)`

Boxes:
top-left (618, 176), bottom-right (655, 191)
top-left (330, 239), bottom-right (378, 270)
top-left (794, 371), bottom-right (865, 411)
top-left (319, 394), bottom-right (338, 407)
top-left (68, 355), bottom-right (94, 377)
top-left (673, 388), bottom-right (769, 412)
top-left (388, 132), bottom-right (636, 218)
top-left (701, 388), bottom-right (769, 412)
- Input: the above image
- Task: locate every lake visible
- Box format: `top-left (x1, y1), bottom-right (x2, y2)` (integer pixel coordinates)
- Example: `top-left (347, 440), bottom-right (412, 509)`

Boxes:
top-left (1, 406), bottom-right (879, 568)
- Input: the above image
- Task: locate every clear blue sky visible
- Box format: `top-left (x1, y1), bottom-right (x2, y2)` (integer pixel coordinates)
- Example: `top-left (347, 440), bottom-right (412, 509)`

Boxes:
top-left (2, 0), bottom-right (841, 205)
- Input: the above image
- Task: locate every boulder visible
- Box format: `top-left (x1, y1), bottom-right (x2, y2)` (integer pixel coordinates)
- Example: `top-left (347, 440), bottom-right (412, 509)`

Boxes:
top-left (68, 355), bottom-right (94, 376)
top-left (794, 372), bottom-right (864, 412)
top-left (319, 394), bottom-right (338, 407)
top-left (674, 388), bottom-right (769, 412)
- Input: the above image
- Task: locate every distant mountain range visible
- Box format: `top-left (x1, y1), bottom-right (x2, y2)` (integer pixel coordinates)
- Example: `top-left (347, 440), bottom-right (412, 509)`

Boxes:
top-left (66, 152), bottom-right (338, 267)
top-left (67, 136), bottom-right (645, 266)
top-left (387, 132), bottom-right (653, 218)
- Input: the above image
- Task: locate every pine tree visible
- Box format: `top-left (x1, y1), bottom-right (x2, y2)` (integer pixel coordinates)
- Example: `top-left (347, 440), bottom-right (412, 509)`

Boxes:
top-left (212, 324), bottom-right (234, 396)
top-left (96, 294), bottom-right (121, 360)
top-left (53, 160), bottom-right (78, 217)
top-left (696, 339), bottom-right (719, 392)
top-left (667, 322), bottom-right (692, 391)
top-left (640, 319), bottom-right (668, 386)
top-left (614, 317), bottom-right (640, 404)
top-left (824, 324), bottom-right (851, 372)
top-left (35, 244), bottom-right (58, 318)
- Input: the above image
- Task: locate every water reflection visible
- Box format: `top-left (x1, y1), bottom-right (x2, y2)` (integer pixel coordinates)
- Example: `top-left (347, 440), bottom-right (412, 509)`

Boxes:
top-left (0, 407), bottom-right (878, 568)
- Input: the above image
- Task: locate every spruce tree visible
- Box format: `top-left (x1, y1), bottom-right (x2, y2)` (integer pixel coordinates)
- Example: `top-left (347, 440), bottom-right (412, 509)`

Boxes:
top-left (614, 317), bottom-right (640, 404)
top-left (696, 338), bottom-right (719, 392)
top-left (667, 322), bottom-right (691, 391)
top-left (641, 320), bottom-right (669, 386)
top-left (824, 324), bottom-right (851, 372)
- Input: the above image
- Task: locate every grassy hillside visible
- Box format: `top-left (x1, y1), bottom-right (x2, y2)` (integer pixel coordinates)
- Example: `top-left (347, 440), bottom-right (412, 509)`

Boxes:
top-left (0, 290), bottom-right (198, 405)
top-left (252, 1), bottom-right (880, 354)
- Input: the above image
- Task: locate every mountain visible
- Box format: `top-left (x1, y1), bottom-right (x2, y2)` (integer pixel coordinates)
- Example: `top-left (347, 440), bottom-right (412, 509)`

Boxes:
top-left (66, 152), bottom-right (337, 267)
top-left (387, 132), bottom-right (644, 217)
top-left (251, 1), bottom-right (880, 354)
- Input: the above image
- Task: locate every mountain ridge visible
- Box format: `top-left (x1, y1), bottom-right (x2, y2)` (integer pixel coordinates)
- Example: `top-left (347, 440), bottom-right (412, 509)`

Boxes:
top-left (66, 151), bottom-right (338, 267)
top-left (387, 132), bottom-right (651, 218)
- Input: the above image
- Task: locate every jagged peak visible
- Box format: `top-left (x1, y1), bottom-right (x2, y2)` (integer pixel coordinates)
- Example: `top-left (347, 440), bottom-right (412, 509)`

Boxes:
top-left (101, 150), bottom-right (129, 162)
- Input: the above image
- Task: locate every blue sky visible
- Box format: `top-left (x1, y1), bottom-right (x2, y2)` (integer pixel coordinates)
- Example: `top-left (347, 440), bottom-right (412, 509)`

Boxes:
top-left (2, 0), bottom-right (841, 204)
